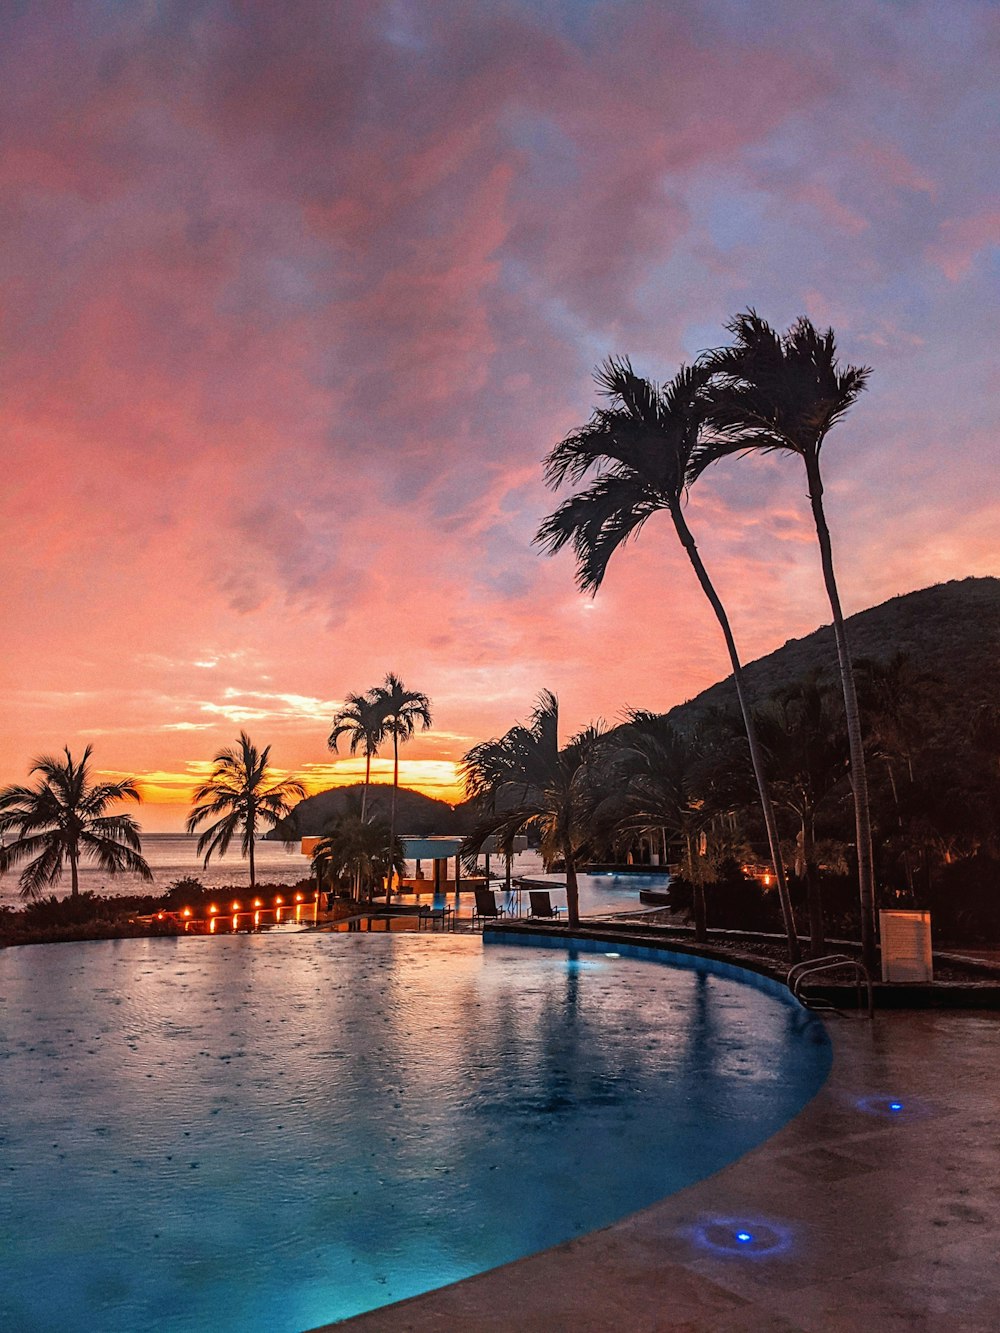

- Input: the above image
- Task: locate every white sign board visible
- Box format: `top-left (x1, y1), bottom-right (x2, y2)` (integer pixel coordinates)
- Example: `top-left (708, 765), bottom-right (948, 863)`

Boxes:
top-left (880, 910), bottom-right (933, 982)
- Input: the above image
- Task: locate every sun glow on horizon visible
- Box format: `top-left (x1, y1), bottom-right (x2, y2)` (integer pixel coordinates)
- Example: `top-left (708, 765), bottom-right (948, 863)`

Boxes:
top-left (115, 758), bottom-right (466, 832)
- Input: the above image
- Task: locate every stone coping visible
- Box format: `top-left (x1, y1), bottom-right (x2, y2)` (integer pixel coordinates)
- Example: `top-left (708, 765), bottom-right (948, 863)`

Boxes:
top-left (317, 939), bottom-right (1000, 1332)
top-left (493, 920), bottom-right (1000, 1009)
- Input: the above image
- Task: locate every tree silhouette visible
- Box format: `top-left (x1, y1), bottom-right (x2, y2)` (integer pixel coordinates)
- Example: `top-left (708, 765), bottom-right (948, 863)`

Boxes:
top-left (367, 673), bottom-right (431, 896)
top-left (328, 692), bottom-right (387, 822)
top-left (461, 690), bottom-right (606, 927)
top-left (0, 746), bottom-right (151, 899)
top-left (186, 732), bottom-right (304, 887)
top-left (701, 311), bottom-right (876, 969)
top-left (536, 357), bottom-right (800, 960)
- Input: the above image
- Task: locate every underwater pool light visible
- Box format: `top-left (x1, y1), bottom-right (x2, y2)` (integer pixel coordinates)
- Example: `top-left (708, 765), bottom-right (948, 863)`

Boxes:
top-left (889, 1101), bottom-right (903, 1112)
top-left (735, 1231), bottom-right (753, 1243)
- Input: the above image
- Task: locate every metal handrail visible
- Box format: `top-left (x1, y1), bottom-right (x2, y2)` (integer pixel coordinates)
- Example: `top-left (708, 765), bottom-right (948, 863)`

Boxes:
top-left (787, 953), bottom-right (874, 1019)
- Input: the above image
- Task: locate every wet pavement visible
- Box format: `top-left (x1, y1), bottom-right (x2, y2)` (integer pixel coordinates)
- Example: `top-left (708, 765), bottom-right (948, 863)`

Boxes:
top-left (324, 1008), bottom-right (1000, 1331)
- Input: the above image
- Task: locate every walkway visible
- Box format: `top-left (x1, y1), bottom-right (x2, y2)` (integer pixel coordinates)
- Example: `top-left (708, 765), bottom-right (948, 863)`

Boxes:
top-left (320, 1008), bottom-right (1000, 1331)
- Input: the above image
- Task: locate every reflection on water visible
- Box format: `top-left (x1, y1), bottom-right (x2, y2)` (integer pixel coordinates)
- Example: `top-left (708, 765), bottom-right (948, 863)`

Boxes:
top-left (0, 935), bottom-right (829, 1332)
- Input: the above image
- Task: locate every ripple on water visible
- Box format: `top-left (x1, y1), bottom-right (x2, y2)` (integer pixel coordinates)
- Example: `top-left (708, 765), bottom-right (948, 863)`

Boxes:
top-left (0, 933), bottom-right (829, 1332)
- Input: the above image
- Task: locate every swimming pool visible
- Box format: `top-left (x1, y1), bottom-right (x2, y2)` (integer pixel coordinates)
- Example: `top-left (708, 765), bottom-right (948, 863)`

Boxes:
top-left (515, 868), bottom-right (672, 916)
top-left (0, 934), bottom-right (829, 1330)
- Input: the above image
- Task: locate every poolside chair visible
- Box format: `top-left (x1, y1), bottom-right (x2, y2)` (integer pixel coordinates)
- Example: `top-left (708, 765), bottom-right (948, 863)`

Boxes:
top-left (472, 887), bottom-right (507, 929)
top-left (528, 890), bottom-right (563, 921)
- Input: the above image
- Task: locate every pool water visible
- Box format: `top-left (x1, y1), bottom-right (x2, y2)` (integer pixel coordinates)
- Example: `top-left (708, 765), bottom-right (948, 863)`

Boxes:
top-left (516, 869), bottom-right (672, 916)
top-left (0, 934), bottom-right (829, 1331)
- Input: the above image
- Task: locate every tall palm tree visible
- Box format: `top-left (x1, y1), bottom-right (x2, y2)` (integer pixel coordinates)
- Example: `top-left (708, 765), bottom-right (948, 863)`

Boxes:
top-left (700, 311), bottom-right (876, 970)
top-left (0, 746), bottom-right (151, 900)
top-left (186, 732), bottom-right (305, 887)
top-left (368, 673), bottom-right (431, 896)
top-left (460, 690), bottom-right (606, 927)
top-left (328, 692), bottom-right (386, 822)
top-left (536, 358), bottom-right (801, 961)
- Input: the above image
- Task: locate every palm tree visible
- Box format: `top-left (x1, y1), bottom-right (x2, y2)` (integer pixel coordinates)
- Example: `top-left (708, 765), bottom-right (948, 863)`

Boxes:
top-left (700, 311), bottom-right (876, 970)
top-left (186, 732), bottom-right (305, 886)
top-left (754, 674), bottom-right (848, 954)
top-left (460, 690), bottom-right (606, 927)
top-left (0, 746), bottom-right (151, 900)
top-left (311, 810), bottom-right (405, 902)
top-left (536, 358), bottom-right (801, 962)
top-left (328, 692), bottom-right (386, 822)
top-left (613, 712), bottom-right (714, 941)
top-left (368, 673), bottom-right (431, 896)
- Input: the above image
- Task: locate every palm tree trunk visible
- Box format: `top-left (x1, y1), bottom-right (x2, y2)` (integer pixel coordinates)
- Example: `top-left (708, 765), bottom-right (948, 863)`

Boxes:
top-left (357, 753), bottom-right (372, 899)
top-left (672, 506), bottom-right (800, 963)
top-left (803, 454), bottom-right (876, 973)
top-left (565, 850), bottom-right (580, 927)
top-left (802, 808), bottom-right (825, 956)
top-left (684, 831), bottom-right (708, 944)
top-left (387, 731), bottom-right (399, 900)
top-left (361, 752), bottom-right (371, 823)
top-left (249, 834), bottom-right (256, 887)
top-left (70, 844), bottom-right (79, 899)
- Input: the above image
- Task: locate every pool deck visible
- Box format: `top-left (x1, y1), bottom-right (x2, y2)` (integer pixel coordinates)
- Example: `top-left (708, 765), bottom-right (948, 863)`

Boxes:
top-left (321, 1007), bottom-right (1000, 1332)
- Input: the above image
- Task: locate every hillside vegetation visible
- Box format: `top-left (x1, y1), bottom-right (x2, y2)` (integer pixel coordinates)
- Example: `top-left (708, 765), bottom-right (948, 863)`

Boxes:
top-left (665, 577), bottom-right (1000, 735)
top-left (270, 783), bottom-right (469, 839)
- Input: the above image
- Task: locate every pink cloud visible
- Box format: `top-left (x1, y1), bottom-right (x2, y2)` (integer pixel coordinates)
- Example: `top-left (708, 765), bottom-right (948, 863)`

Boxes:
top-left (927, 209), bottom-right (1000, 281)
top-left (0, 1), bottom-right (998, 830)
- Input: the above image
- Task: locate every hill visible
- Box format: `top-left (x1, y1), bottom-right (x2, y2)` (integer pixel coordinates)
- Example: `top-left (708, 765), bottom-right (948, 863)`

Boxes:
top-left (268, 783), bottom-right (473, 839)
top-left (664, 577), bottom-right (1000, 731)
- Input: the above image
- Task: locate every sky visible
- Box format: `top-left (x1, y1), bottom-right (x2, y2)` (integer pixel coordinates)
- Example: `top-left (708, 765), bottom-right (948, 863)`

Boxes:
top-left (1, 0), bottom-right (998, 832)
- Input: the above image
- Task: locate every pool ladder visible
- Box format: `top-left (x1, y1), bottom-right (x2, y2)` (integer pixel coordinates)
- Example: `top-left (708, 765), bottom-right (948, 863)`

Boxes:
top-left (787, 954), bottom-right (874, 1019)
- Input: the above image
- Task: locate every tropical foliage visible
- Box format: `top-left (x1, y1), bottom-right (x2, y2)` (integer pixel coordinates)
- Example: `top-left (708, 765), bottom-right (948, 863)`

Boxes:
top-left (310, 809), bottom-right (405, 901)
top-left (698, 311), bottom-right (876, 967)
top-left (327, 693), bottom-right (386, 822)
top-left (366, 673), bottom-right (431, 893)
top-left (460, 691), bottom-right (606, 927)
top-left (537, 355), bottom-right (800, 959)
top-left (0, 746), bottom-right (151, 899)
top-left (186, 732), bottom-right (305, 886)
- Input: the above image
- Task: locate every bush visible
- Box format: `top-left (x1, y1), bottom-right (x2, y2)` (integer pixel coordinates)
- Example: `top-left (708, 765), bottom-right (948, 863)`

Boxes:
top-left (924, 854), bottom-right (1000, 944)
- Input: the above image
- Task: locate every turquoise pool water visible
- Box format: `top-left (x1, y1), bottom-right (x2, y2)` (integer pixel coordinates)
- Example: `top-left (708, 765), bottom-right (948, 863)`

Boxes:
top-left (0, 935), bottom-right (830, 1331)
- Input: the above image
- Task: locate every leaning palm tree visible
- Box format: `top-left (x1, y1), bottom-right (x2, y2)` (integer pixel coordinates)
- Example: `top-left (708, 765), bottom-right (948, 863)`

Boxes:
top-left (461, 690), bottom-right (606, 927)
top-left (328, 692), bottom-right (386, 822)
top-left (0, 746), bottom-right (151, 900)
top-left (700, 311), bottom-right (876, 970)
top-left (536, 358), bottom-right (800, 961)
top-left (367, 673), bottom-right (431, 896)
top-left (186, 732), bottom-right (305, 887)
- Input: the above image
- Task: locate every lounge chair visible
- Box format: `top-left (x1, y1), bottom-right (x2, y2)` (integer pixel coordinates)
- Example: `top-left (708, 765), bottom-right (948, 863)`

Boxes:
top-left (528, 890), bottom-right (563, 920)
top-left (473, 887), bottom-right (507, 928)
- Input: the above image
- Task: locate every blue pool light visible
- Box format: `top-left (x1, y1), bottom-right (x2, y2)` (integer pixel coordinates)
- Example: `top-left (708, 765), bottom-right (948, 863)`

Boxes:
top-left (691, 1218), bottom-right (790, 1257)
top-left (855, 1093), bottom-right (923, 1119)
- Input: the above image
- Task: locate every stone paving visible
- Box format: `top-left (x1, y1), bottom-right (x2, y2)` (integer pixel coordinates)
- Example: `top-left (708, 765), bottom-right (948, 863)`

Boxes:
top-left (320, 1008), bottom-right (1000, 1332)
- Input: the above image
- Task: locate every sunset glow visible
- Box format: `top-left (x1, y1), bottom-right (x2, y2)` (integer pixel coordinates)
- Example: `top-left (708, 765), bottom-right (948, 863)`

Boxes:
top-left (1, 2), bottom-right (997, 832)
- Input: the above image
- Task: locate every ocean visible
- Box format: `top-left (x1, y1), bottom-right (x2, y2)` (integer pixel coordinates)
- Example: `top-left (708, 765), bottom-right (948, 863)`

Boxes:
top-left (0, 835), bottom-right (668, 916)
top-left (0, 834), bottom-right (550, 909)
top-left (0, 833), bottom-right (314, 908)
